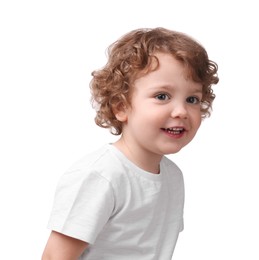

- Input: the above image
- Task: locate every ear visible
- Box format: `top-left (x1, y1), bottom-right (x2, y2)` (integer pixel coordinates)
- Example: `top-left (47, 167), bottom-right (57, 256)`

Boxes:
top-left (113, 102), bottom-right (128, 122)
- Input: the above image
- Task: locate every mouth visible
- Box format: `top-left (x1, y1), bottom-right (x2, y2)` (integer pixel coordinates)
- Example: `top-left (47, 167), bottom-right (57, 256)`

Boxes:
top-left (161, 127), bottom-right (186, 135)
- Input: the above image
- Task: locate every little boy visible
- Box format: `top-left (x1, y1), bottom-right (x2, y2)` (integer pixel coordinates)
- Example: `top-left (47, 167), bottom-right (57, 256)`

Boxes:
top-left (42, 27), bottom-right (219, 259)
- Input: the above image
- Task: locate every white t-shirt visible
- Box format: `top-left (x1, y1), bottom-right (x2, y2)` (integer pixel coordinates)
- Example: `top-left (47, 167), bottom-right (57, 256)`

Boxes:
top-left (47, 144), bottom-right (184, 260)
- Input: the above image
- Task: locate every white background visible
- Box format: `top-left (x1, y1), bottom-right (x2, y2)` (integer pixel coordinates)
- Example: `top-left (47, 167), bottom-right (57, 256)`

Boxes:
top-left (0, 0), bottom-right (258, 259)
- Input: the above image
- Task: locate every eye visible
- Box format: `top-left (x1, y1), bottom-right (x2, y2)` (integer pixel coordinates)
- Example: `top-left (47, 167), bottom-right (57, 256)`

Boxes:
top-left (186, 96), bottom-right (201, 104)
top-left (155, 93), bottom-right (170, 101)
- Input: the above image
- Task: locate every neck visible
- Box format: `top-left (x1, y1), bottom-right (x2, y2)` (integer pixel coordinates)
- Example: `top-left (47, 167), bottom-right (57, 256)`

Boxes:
top-left (113, 138), bottom-right (162, 174)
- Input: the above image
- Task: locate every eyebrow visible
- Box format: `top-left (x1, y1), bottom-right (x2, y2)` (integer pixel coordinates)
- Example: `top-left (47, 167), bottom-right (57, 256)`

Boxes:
top-left (191, 88), bottom-right (203, 94)
top-left (150, 85), bottom-right (203, 93)
top-left (148, 85), bottom-right (173, 91)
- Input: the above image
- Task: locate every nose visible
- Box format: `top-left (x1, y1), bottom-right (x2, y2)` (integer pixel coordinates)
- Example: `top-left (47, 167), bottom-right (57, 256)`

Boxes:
top-left (170, 102), bottom-right (188, 119)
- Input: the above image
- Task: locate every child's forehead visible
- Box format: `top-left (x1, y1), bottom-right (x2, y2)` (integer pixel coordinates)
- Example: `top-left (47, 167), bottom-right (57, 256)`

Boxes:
top-left (131, 52), bottom-right (202, 89)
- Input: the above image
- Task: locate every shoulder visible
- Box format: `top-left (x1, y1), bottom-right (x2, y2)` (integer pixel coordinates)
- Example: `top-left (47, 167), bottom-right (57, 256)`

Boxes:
top-left (52, 145), bottom-right (120, 215)
top-left (68, 144), bottom-right (114, 170)
top-left (60, 144), bottom-right (126, 185)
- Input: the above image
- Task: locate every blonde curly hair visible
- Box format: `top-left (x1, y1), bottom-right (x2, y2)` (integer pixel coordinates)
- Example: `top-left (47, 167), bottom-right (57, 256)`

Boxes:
top-left (90, 27), bottom-right (219, 135)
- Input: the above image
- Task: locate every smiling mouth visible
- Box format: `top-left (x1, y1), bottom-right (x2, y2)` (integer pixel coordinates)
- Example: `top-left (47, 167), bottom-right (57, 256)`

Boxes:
top-left (161, 127), bottom-right (185, 135)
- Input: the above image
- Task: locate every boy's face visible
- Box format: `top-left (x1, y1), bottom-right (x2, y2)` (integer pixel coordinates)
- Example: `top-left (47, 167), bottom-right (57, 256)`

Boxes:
top-left (116, 52), bottom-right (202, 159)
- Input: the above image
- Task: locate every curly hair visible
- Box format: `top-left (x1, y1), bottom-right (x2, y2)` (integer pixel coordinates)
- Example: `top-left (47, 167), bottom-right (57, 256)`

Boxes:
top-left (90, 27), bottom-right (219, 135)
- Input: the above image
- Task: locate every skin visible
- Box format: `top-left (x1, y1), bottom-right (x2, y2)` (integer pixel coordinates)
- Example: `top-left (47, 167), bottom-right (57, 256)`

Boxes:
top-left (114, 52), bottom-right (203, 174)
top-left (41, 231), bottom-right (88, 260)
top-left (41, 52), bottom-right (203, 259)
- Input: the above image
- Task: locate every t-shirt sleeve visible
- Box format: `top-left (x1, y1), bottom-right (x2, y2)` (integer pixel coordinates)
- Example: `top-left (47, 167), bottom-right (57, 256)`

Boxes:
top-left (47, 167), bottom-right (115, 244)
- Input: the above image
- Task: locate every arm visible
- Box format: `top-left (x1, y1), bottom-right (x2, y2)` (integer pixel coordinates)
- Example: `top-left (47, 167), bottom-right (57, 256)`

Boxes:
top-left (42, 231), bottom-right (88, 260)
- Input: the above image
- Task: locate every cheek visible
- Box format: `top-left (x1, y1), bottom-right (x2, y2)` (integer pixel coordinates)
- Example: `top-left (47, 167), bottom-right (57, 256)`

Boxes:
top-left (195, 115), bottom-right (202, 129)
top-left (191, 110), bottom-right (202, 127)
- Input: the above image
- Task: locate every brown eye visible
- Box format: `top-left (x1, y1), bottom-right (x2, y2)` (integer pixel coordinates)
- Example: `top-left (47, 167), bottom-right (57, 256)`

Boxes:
top-left (155, 93), bottom-right (170, 100)
top-left (186, 96), bottom-right (200, 104)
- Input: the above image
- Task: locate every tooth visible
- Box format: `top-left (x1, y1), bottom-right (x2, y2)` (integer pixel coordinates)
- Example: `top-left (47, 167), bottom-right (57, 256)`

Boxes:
top-left (168, 127), bottom-right (183, 131)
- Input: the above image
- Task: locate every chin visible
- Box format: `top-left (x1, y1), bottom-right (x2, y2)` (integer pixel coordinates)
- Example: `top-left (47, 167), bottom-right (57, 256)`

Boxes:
top-left (162, 146), bottom-right (183, 155)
